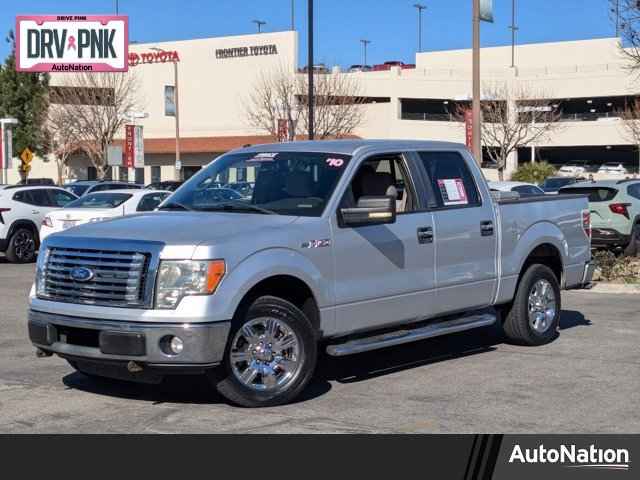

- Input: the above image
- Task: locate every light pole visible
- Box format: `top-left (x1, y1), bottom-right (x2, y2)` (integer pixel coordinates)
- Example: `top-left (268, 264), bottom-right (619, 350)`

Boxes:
top-left (291, 0), bottom-right (295, 31)
top-left (308, 0), bottom-right (314, 140)
top-left (0, 118), bottom-right (18, 185)
top-left (360, 39), bottom-right (371, 67)
top-left (150, 47), bottom-right (181, 181)
top-left (509, 0), bottom-right (518, 67)
top-left (413, 4), bottom-right (427, 52)
top-left (472, 0), bottom-right (482, 164)
top-left (252, 19), bottom-right (266, 33)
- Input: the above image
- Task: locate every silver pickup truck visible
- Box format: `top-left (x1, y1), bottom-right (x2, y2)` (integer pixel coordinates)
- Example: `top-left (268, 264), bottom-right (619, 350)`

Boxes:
top-left (29, 140), bottom-right (594, 407)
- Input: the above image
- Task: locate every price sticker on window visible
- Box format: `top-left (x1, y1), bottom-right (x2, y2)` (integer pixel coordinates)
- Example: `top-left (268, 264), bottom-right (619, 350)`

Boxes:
top-left (437, 178), bottom-right (468, 206)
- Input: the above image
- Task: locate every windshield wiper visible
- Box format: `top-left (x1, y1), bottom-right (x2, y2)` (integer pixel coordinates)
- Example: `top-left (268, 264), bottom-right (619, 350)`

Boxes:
top-left (196, 201), bottom-right (277, 215)
top-left (158, 201), bottom-right (193, 211)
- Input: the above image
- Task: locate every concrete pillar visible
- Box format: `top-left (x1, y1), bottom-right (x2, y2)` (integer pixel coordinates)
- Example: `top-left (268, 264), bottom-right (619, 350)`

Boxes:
top-left (505, 150), bottom-right (518, 179)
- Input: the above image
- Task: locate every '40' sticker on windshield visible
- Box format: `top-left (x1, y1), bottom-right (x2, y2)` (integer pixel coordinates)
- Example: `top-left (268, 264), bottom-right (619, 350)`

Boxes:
top-left (326, 158), bottom-right (345, 168)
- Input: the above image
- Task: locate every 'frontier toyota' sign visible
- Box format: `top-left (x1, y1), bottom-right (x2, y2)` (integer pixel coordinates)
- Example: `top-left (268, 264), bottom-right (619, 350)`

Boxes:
top-left (16, 15), bottom-right (129, 72)
top-left (215, 44), bottom-right (278, 59)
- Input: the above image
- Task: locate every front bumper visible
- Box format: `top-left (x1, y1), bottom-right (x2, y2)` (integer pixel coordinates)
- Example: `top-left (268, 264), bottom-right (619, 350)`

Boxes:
top-left (29, 310), bottom-right (231, 367)
top-left (591, 228), bottom-right (630, 248)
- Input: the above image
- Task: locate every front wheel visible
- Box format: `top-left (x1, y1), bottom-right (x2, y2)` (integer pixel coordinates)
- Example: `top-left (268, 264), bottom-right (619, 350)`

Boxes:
top-left (502, 264), bottom-right (561, 346)
top-left (212, 296), bottom-right (318, 407)
top-left (6, 228), bottom-right (37, 263)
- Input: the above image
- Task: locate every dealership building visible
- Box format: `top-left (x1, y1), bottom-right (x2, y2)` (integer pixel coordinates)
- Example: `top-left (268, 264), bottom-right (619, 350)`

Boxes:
top-left (7, 31), bottom-right (640, 184)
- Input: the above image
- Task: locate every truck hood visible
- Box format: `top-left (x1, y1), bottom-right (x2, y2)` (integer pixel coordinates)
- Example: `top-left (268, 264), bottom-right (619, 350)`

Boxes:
top-left (48, 211), bottom-right (299, 247)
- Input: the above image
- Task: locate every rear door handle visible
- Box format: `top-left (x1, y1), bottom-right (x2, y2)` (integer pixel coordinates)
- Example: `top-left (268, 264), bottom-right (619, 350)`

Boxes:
top-left (417, 226), bottom-right (433, 244)
top-left (480, 220), bottom-right (494, 236)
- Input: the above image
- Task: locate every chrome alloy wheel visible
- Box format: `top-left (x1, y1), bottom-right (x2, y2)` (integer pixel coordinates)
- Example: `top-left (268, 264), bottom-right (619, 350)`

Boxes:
top-left (13, 231), bottom-right (35, 261)
top-left (230, 317), bottom-right (302, 391)
top-left (527, 279), bottom-right (557, 334)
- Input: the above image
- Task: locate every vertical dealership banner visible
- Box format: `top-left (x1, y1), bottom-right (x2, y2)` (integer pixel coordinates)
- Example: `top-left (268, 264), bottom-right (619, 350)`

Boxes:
top-left (164, 85), bottom-right (176, 117)
top-left (124, 124), bottom-right (135, 168)
top-left (16, 15), bottom-right (129, 72)
top-left (0, 125), bottom-right (13, 170)
top-left (464, 109), bottom-right (474, 149)
top-left (134, 125), bottom-right (144, 167)
top-left (277, 119), bottom-right (289, 142)
top-left (480, 0), bottom-right (494, 23)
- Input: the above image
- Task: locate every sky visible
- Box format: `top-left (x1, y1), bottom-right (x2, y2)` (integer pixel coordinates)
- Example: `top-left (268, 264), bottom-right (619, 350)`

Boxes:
top-left (0, 0), bottom-right (617, 67)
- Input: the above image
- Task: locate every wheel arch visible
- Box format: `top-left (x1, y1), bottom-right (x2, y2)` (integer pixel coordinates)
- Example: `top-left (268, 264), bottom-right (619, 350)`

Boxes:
top-left (8, 219), bottom-right (40, 246)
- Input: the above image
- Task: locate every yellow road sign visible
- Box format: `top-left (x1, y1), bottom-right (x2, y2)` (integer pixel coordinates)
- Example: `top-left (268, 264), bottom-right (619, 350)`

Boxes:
top-left (20, 148), bottom-right (34, 165)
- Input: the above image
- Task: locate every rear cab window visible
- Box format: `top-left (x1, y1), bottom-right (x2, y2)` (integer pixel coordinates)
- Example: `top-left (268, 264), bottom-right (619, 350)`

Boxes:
top-left (417, 151), bottom-right (481, 208)
top-left (560, 187), bottom-right (618, 202)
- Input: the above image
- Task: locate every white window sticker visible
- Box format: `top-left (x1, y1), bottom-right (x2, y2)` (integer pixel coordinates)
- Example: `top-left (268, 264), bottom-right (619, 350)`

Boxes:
top-left (437, 178), bottom-right (468, 206)
top-left (247, 152), bottom-right (278, 162)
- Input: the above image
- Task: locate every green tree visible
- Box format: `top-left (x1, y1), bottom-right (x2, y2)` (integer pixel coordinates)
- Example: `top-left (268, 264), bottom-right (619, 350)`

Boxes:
top-left (510, 161), bottom-right (557, 185)
top-left (0, 31), bottom-right (50, 157)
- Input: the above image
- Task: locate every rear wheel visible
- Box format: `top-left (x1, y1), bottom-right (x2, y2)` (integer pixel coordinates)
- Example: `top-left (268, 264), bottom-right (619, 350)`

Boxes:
top-left (623, 223), bottom-right (640, 257)
top-left (213, 296), bottom-right (317, 407)
top-left (502, 264), bottom-right (561, 346)
top-left (6, 227), bottom-right (37, 263)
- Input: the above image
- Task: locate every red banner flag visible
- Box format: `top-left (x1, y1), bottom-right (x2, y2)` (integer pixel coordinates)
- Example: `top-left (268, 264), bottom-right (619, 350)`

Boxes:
top-left (124, 124), bottom-right (135, 168)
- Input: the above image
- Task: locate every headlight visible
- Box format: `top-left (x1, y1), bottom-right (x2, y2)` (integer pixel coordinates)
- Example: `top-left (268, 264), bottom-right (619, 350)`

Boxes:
top-left (35, 248), bottom-right (51, 297)
top-left (155, 260), bottom-right (225, 309)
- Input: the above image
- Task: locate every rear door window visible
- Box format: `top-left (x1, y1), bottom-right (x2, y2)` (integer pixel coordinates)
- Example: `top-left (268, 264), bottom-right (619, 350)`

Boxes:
top-left (136, 192), bottom-right (170, 212)
top-left (47, 189), bottom-right (77, 207)
top-left (14, 189), bottom-right (49, 206)
top-left (560, 187), bottom-right (618, 202)
top-left (418, 151), bottom-right (480, 208)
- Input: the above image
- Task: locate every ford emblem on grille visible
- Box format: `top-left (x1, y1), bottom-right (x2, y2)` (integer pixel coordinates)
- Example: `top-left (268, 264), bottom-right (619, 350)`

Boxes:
top-left (70, 267), bottom-right (94, 282)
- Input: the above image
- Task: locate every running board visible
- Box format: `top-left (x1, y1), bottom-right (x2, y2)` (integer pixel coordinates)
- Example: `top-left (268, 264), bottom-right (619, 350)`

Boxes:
top-left (326, 313), bottom-right (496, 357)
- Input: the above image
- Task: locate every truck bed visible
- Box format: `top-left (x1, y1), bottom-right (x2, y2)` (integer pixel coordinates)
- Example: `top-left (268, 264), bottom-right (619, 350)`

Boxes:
top-left (493, 193), bottom-right (591, 305)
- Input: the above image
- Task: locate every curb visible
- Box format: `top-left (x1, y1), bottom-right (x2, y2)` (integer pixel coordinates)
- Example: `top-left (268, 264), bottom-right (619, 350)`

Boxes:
top-left (578, 282), bottom-right (640, 294)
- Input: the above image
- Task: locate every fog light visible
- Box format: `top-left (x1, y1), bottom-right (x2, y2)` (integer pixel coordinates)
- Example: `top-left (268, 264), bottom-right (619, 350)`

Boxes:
top-left (160, 335), bottom-right (184, 356)
top-left (169, 336), bottom-right (184, 355)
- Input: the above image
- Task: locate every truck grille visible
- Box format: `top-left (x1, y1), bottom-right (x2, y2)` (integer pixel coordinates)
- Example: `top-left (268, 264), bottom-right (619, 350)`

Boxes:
top-left (41, 247), bottom-right (151, 308)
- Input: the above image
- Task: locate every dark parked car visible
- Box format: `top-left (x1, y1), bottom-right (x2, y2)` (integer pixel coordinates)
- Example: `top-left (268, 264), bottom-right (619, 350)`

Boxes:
top-left (541, 176), bottom-right (586, 193)
top-left (145, 181), bottom-right (183, 192)
top-left (18, 178), bottom-right (55, 186)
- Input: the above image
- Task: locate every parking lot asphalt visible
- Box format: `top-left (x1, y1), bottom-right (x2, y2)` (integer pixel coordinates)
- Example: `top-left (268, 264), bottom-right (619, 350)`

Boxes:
top-left (1, 257), bottom-right (639, 433)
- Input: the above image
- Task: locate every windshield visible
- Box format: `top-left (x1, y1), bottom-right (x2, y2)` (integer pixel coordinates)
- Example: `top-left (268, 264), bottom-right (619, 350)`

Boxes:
top-left (167, 151), bottom-right (352, 216)
top-left (65, 192), bottom-right (132, 209)
top-left (542, 178), bottom-right (574, 189)
top-left (66, 184), bottom-right (91, 196)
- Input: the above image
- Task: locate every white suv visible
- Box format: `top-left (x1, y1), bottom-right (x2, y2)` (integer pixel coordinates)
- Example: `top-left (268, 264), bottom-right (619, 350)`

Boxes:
top-left (0, 186), bottom-right (77, 263)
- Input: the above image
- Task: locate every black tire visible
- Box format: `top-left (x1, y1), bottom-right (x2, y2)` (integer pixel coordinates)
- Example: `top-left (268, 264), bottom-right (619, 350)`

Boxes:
top-left (213, 296), bottom-right (318, 407)
top-left (502, 264), bottom-right (561, 346)
top-left (623, 223), bottom-right (640, 257)
top-left (6, 227), bottom-right (37, 263)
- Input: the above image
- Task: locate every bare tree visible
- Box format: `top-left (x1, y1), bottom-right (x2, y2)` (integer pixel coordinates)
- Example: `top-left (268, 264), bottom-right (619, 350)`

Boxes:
top-left (244, 67), bottom-right (366, 140)
top-left (45, 105), bottom-right (79, 185)
top-left (612, 0), bottom-right (640, 70)
top-left (618, 98), bottom-right (640, 174)
top-left (458, 82), bottom-right (562, 180)
top-left (50, 72), bottom-right (141, 179)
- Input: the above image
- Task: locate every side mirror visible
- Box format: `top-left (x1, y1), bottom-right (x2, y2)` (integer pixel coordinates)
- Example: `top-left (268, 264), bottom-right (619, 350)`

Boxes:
top-left (339, 195), bottom-right (397, 227)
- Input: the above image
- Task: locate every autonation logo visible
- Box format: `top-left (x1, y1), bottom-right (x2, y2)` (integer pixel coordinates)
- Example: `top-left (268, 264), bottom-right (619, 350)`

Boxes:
top-left (509, 443), bottom-right (630, 471)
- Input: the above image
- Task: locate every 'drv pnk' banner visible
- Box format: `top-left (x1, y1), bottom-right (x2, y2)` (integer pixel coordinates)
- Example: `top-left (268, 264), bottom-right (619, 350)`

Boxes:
top-left (16, 15), bottom-right (129, 72)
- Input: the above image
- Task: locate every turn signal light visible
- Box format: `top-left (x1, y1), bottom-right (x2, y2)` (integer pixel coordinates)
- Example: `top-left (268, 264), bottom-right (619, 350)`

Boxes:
top-left (609, 203), bottom-right (631, 219)
top-left (206, 260), bottom-right (226, 293)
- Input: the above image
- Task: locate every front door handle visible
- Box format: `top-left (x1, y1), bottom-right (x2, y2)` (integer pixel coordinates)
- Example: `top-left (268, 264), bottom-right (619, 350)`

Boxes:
top-left (417, 226), bottom-right (433, 244)
top-left (32, 210), bottom-right (40, 215)
top-left (480, 220), bottom-right (494, 236)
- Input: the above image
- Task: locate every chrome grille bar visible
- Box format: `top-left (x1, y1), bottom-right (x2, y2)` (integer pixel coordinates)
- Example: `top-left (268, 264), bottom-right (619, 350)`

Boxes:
top-left (41, 247), bottom-right (150, 308)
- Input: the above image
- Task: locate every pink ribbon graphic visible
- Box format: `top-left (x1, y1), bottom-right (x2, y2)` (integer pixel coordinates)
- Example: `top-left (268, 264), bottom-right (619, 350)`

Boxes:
top-left (67, 35), bottom-right (77, 50)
